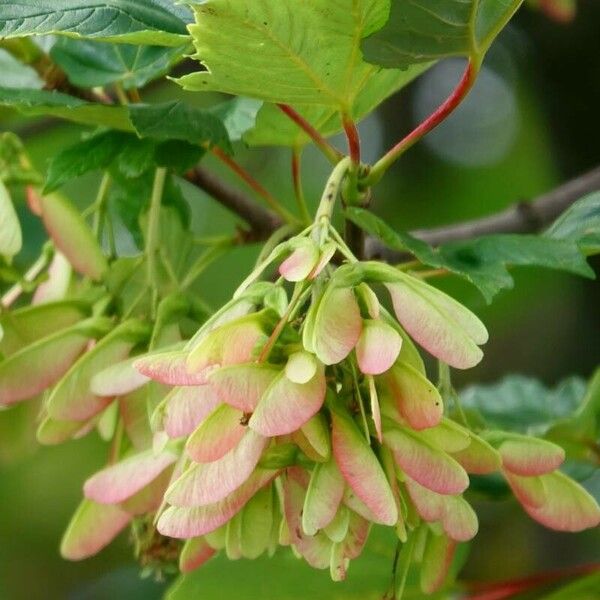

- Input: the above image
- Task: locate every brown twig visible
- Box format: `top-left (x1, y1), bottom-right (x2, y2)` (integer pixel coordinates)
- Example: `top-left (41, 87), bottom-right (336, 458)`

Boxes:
top-left (185, 164), bottom-right (600, 252)
top-left (365, 165), bottom-right (600, 260)
top-left (185, 166), bottom-right (282, 237)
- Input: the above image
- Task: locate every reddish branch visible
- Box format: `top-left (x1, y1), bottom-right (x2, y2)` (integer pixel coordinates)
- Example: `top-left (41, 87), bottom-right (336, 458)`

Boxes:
top-left (210, 147), bottom-right (295, 223)
top-left (276, 104), bottom-right (343, 164)
top-left (185, 166), bottom-right (280, 237)
top-left (365, 60), bottom-right (478, 185)
top-left (342, 115), bottom-right (361, 165)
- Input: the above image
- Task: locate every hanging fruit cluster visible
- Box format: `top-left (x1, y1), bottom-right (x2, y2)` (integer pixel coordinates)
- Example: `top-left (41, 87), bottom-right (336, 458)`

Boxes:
top-left (1, 152), bottom-right (599, 593)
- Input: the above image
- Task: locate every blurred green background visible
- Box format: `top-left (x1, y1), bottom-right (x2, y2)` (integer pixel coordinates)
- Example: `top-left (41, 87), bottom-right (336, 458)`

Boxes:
top-left (1, 4), bottom-right (599, 599)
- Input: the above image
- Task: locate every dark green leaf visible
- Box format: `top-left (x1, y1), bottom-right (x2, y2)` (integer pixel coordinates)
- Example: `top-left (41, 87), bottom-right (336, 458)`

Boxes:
top-left (50, 37), bottom-right (187, 89)
top-left (45, 130), bottom-right (206, 193)
top-left (362, 0), bottom-right (524, 68)
top-left (0, 87), bottom-right (132, 130)
top-left (0, 0), bottom-right (191, 47)
top-left (44, 130), bottom-right (130, 193)
top-left (345, 207), bottom-right (595, 302)
top-left (545, 192), bottom-right (600, 254)
top-left (436, 234), bottom-right (594, 301)
top-left (129, 101), bottom-right (232, 152)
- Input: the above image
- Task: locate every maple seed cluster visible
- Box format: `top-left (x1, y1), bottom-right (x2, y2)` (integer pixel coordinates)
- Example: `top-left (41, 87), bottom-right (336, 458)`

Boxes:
top-left (116, 223), bottom-right (599, 590)
top-left (1, 165), bottom-right (598, 591)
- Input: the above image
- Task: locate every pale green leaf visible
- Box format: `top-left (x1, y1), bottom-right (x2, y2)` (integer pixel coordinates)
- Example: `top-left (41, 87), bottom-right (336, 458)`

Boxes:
top-left (0, 0), bottom-right (191, 47)
top-left (245, 64), bottom-right (429, 147)
top-left (179, 0), bottom-right (429, 137)
top-left (362, 0), bottom-right (525, 68)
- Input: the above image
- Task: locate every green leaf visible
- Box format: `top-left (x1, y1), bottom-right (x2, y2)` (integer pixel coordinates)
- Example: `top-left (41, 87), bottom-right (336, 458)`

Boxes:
top-left (345, 207), bottom-right (595, 302)
top-left (179, 0), bottom-right (429, 143)
top-left (435, 234), bottom-right (594, 301)
top-left (209, 97), bottom-right (263, 142)
top-left (129, 101), bottom-right (232, 152)
top-left (45, 129), bottom-right (206, 193)
top-left (44, 130), bottom-right (130, 193)
top-left (0, 178), bottom-right (22, 258)
top-left (545, 192), bottom-right (600, 254)
top-left (0, 0), bottom-right (191, 47)
top-left (460, 375), bottom-right (587, 435)
top-left (361, 0), bottom-right (525, 68)
top-left (244, 64), bottom-right (429, 148)
top-left (50, 37), bottom-right (187, 90)
top-left (0, 87), bottom-right (132, 130)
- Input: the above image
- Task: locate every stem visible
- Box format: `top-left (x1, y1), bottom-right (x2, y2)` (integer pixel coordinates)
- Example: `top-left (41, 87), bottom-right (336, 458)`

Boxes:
top-left (291, 147), bottom-right (311, 224)
top-left (394, 536), bottom-right (416, 600)
top-left (181, 242), bottom-right (233, 290)
top-left (114, 82), bottom-right (129, 105)
top-left (211, 147), bottom-right (298, 225)
top-left (129, 87), bottom-right (142, 103)
top-left (438, 361), bottom-right (469, 428)
top-left (351, 362), bottom-right (371, 443)
top-left (327, 224), bottom-right (359, 263)
top-left (108, 419), bottom-right (124, 464)
top-left (1, 246), bottom-right (53, 308)
top-left (146, 168), bottom-right (167, 313)
top-left (365, 60), bottom-right (479, 187)
top-left (258, 283), bottom-right (307, 363)
top-left (277, 104), bottom-right (343, 165)
top-left (92, 173), bottom-right (111, 241)
top-left (342, 114), bottom-right (361, 165)
top-left (313, 157), bottom-right (352, 244)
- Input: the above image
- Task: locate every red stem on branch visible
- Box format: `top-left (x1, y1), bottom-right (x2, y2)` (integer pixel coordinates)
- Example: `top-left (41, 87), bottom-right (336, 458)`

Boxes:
top-left (210, 147), bottom-right (295, 223)
top-left (342, 114), bottom-right (361, 165)
top-left (465, 562), bottom-right (600, 600)
top-left (276, 104), bottom-right (343, 164)
top-left (365, 60), bottom-right (478, 185)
